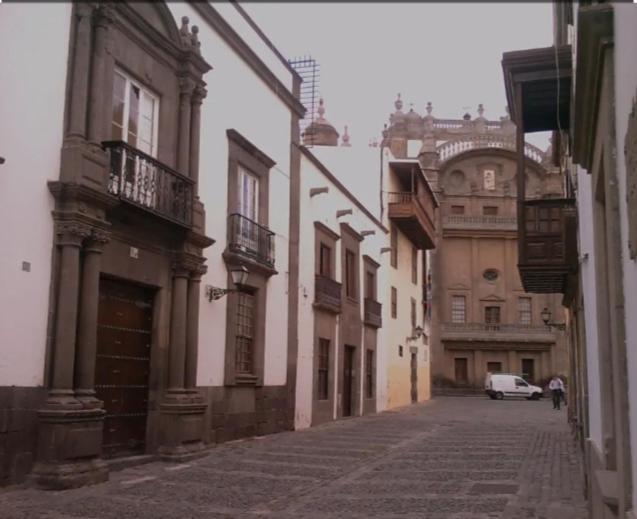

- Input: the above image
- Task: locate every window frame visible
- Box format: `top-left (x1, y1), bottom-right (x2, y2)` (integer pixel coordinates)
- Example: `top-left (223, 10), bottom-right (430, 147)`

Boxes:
top-left (345, 249), bottom-right (358, 300)
top-left (451, 295), bottom-right (466, 323)
top-left (391, 286), bottom-right (398, 319)
top-left (390, 224), bottom-right (398, 268)
top-left (518, 296), bottom-right (532, 325)
top-left (234, 290), bottom-right (256, 375)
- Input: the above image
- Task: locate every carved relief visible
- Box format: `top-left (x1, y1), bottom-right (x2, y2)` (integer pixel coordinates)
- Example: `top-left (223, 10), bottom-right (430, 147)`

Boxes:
top-left (625, 92), bottom-right (637, 260)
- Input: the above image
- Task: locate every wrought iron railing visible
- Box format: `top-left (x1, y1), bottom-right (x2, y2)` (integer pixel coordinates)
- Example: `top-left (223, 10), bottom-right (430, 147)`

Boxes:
top-left (103, 141), bottom-right (193, 226)
top-left (314, 275), bottom-right (342, 313)
top-left (364, 298), bottom-right (382, 328)
top-left (227, 213), bottom-right (275, 268)
top-left (442, 322), bottom-right (552, 334)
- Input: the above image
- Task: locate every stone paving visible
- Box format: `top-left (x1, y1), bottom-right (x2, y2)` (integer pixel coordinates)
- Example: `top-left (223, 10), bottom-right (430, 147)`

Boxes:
top-left (0, 397), bottom-right (587, 518)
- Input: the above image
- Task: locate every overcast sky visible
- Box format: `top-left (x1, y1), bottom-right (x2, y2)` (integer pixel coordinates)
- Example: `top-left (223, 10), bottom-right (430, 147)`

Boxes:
top-left (244, 2), bottom-right (554, 148)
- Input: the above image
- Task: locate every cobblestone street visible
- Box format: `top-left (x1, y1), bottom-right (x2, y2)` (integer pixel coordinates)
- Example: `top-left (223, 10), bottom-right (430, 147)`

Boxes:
top-left (0, 397), bottom-right (586, 519)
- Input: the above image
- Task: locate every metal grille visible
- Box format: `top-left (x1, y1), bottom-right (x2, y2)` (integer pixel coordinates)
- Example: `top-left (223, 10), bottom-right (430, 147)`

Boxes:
top-left (518, 297), bottom-right (532, 325)
top-left (451, 295), bottom-right (466, 323)
top-left (235, 291), bottom-right (255, 374)
top-left (318, 338), bottom-right (329, 400)
top-left (288, 56), bottom-right (320, 140)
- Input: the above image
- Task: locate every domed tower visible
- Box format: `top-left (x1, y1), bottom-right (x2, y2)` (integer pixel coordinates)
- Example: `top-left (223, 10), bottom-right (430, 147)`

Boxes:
top-left (302, 98), bottom-right (339, 146)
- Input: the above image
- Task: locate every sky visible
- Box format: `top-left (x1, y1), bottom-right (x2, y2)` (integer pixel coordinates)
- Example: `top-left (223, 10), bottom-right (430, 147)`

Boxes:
top-left (243, 2), bottom-right (554, 148)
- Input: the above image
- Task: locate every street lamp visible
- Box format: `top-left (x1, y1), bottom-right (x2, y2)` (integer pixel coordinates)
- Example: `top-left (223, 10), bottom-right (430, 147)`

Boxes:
top-left (407, 325), bottom-right (424, 342)
top-left (540, 307), bottom-right (566, 331)
top-left (205, 266), bottom-right (249, 302)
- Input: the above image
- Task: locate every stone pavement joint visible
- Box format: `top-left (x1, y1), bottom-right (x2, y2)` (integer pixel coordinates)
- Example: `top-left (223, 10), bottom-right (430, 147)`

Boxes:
top-left (0, 397), bottom-right (587, 519)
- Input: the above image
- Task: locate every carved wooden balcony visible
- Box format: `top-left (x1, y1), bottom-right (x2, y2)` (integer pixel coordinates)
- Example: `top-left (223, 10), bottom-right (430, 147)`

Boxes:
top-left (363, 298), bottom-right (382, 328)
top-left (103, 140), bottom-right (194, 227)
top-left (227, 213), bottom-right (275, 268)
top-left (387, 191), bottom-right (436, 249)
top-left (314, 275), bottom-right (342, 314)
top-left (518, 198), bottom-right (577, 293)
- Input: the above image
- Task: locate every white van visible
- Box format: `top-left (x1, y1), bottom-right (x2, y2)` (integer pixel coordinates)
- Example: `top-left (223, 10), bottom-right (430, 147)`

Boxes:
top-left (484, 373), bottom-right (543, 400)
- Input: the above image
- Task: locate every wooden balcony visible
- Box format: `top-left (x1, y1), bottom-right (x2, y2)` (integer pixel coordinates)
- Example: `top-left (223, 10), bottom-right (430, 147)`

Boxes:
top-left (387, 191), bottom-right (436, 249)
top-left (363, 298), bottom-right (382, 328)
top-left (314, 275), bottom-right (342, 314)
top-left (518, 198), bottom-right (578, 293)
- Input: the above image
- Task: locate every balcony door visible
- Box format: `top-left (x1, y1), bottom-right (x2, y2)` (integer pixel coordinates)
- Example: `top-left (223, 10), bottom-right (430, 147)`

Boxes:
top-left (237, 166), bottom-right (260, 252)
top-left (110, 69), bottom-right (159, 208)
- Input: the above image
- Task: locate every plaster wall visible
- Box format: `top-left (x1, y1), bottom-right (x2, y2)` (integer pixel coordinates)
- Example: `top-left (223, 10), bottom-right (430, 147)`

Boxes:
top-left (167, 3), bottom-right (293, 387)
top-left (0, 4), bottom-right (71, 386)
top-left (613, 3), bottom-right (637, 500)
top-left (296, 153), bottom-right (386, 428)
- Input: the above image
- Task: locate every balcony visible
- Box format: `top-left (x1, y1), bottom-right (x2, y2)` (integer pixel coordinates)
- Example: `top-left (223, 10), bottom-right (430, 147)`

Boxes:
top-left (441, 322), bottom-right (555, 347)
top-left (314, 275), bottom-right (342, 314)
top-left (387, 191), bottom-right (436, 249)
top-left (518, 198), bottom-right (578, 293)
top-left (363, 298), bottom-right (382, 328)
top-left (443, 215), bottom-right (517, 232)
top-left (227, 213), bottom-right (275, 268)
top-left (103, 141), bottom-right (194, 227)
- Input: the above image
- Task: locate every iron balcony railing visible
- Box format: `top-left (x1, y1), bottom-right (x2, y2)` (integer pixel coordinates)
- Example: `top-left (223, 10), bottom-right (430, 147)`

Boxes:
top-left (442, 322), bottom-right (553, 334)
top-left (364, 298), bottom-right (382, 328)
top-left (103, 141), bottom-right (194, 226)
top-left (314, 274), bottom-right (342, 313)
top-left (227, 213), bottom-right (275, 268)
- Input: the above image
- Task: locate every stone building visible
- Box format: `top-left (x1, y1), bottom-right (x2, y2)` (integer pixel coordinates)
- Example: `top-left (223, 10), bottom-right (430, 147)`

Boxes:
top-left (382, 98), bottom-right (568, 392)
top-left (503, 3), bottom-right (637, 517)
top-left (0, 2), bottom-right (303, 488)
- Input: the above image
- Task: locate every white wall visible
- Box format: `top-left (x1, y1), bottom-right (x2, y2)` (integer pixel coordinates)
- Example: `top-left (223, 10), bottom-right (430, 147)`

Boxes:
top-left (613, 3), bottom-right (637, 501)
top-left (296, 152), bottom-right (386, 428)
top-left (166, 4), bottom-right (293, 387)
top-left (0, 4), bottom-right (71, 386)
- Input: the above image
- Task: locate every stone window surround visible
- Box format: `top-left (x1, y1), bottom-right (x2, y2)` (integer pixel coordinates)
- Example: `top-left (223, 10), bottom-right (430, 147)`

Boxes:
top-left (362, 255), bottom-right (379, 301)
top-left (314, 222), bottom-right (339, 279)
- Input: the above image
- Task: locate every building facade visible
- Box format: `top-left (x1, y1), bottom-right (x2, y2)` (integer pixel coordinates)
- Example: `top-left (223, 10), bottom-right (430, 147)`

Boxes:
top-left (0, 1), bottom-right (303, 488)
top-left (382, 101), bottom-right (567, 392)
top-left (503, 3), bottom-right (637, 517)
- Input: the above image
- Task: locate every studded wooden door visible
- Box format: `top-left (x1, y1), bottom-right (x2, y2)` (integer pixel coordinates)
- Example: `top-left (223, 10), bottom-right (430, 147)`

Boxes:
top-left (342, 346), bottom-right (355, 417)
top-left (95, 278), bottom-right (153, 458)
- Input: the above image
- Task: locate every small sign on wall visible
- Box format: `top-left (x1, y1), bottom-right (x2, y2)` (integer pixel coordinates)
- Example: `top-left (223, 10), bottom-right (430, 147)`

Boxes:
top-left (130, 246), bottom-right (139, 259)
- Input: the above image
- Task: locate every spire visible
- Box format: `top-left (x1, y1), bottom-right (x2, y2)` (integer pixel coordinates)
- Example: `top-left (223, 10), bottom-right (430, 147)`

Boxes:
top-left (477, 103), bottom-right (484, 118)
top-left (425, 101), bottom-right (433, 116)
top-left (341, 125), bottom-right (351, 146)
top-left (394, 93), bottom-right (403, 111)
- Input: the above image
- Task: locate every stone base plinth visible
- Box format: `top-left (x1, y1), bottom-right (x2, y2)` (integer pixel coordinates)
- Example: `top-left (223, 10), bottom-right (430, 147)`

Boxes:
top-left (33, 405), bottom-right (108, 489)
top-left (158, 395), bottom-right (207, 462)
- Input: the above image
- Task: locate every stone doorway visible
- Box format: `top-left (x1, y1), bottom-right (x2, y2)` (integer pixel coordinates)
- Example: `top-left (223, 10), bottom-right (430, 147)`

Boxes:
top-left (342, 345), bottom-right (355, 417)
top-left (95, 278), bottom-right (154, 458)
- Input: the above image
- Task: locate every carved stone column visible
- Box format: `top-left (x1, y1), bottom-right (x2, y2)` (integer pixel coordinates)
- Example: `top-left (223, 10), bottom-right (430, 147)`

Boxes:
top-left (185, 265), bottom-right (206, 391)
top-left (159, 257), bottom-right (207, 461)
top-left (87, 5), bottom-right (114, 144)
top-left (74, 229), bottom-right (109, 407)
top-left (33, 221), bottom-right (108, 489)
top-left (67, 4), bottom-right (94, 140)
top-left (167, 265), bottom-right (189, 395)
top-left (177, 78), bottom-right (195, 176)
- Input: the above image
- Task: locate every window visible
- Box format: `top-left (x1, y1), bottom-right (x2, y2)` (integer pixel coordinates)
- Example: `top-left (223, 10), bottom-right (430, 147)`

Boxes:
top-left (451, 295), bottom-right (466, 323)
top-left (515, 377), bottom-right (529, 388)
top-left (365, 270), bottom-right (375, 300)
top-left (487, 361), bottom-right (502, 373)
top-left (345, 249), bottom-right (357, 299)
top-left (411, 247), bottom-right (418, 284)
top-left (319, 243), bottom-right (332, 278)
top-left (483, 169), bottom-right (496, 190)
top-left (483, 206), bottom-right (498, 216)
top-left (365, 350), bottom-right (374, 398)
top-left (411, 298), bottom-right (417, 328)
top-left (485, 306), bottom-right (501, 327)
top-left (238, 166), bottom-right (259, 221)
top-left (451, 205), bottom-right (465, 215)
top-left (518, 297), bottom-right (532, 325)
top-left (398, 345), bottom-right (404, 357)
top-left (235, 291), bottom-right (255, 374)
top-left (390, 224), bottom-right (398, 268)
top-left (483, 269), bottom-right (499, 282)
top-left (318, 338), bottom-right (329, 400)
top-left (391, 287), bottom-right (397, 318)
top-left (112, 70), bottom-right (159, 156)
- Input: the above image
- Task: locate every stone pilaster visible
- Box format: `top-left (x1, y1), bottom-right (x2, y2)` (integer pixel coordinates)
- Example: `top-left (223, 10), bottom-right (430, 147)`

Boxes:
top-left (177, 77), bottom-right (195, 177)
top-left (185, 265), bottom-right (206, 391)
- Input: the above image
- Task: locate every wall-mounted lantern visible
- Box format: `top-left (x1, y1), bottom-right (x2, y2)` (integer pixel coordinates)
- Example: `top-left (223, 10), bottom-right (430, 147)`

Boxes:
top-left (205, 266), bottom-right (249, 302)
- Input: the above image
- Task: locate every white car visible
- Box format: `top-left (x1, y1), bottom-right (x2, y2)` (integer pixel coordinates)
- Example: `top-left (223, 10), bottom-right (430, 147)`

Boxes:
top-left (484, 373), bottom-right (543, 400)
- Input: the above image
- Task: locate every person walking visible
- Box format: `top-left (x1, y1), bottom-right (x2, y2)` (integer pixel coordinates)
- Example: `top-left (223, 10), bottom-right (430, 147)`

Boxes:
top-left (549, 375), bottom-right (565, 410)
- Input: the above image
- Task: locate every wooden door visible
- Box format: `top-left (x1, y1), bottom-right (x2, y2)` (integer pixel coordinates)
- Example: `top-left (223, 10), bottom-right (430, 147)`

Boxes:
top-left (95, 278), bottom-right (153, 458)
top-left (410, 353), bottom-right (418, 403)
top-left (522, 358), bottom-right (535, 383)
top-left (342, 346), bottom-right (355, 417)
top-left (455, 358), bottom-right (468, 384)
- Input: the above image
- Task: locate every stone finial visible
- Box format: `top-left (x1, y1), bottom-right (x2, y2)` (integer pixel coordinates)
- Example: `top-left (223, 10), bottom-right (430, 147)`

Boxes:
top-left (341, 125), bottom-right (351, 147)
top-left (394, 93), bottom-right (403, 111)
top-left (463, 113), bottom-right (471, 121)
top-left (317, 97), bottom-right (326, 120)
top-left (191, 25), bottom-right (201, 54)
top-left (426, 101), bottom-right (433, 116)
top-left (180, 16), bottom-right (201, 54)
top-left (180, 16), bottom-right (191, 42)
top-left (478, 103), bottom-right (484, 118)
top-left (382, 123), bottom-right (389, 139)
